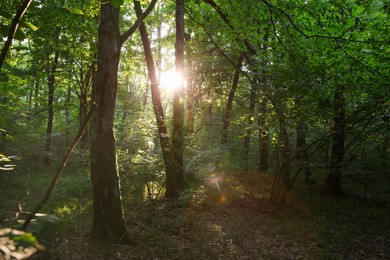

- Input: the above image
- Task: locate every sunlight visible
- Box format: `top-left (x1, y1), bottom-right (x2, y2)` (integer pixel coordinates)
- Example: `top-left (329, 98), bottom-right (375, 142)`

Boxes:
top-left (160, 70), bottom-right (183, 91)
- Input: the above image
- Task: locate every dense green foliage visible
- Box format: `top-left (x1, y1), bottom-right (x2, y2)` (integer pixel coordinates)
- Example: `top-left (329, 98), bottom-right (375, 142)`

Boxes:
top-left (0, 0), bottom-right (389, 257)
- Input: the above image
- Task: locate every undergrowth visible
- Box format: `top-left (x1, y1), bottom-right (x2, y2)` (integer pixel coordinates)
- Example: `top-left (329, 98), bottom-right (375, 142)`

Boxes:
top-left (1, 165), bottom-right (389, 259)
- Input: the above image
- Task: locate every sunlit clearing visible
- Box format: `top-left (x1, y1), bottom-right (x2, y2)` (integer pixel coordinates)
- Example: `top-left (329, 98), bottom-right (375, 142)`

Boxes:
top-left (160, 70), bottom-right (183, 91)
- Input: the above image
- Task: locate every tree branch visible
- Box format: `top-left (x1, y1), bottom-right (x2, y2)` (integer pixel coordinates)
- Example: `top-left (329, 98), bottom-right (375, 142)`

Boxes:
top-left (119, 0), bottom-right (158, 46)
top-left (0, 0), bottom-right (33, 72)
top-left (21, 104), bottom-right (95, 231)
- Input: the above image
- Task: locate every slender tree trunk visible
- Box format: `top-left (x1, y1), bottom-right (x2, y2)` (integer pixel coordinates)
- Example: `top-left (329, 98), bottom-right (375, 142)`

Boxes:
top-left (172, 0), bottom-right (187, 189)
top-left (134, 0), bottom-right (179, 198)
top-left (0, 0), bottom-right (32, 72)
top-left (186, 33), bottom-right (195, 134)
top-left (271, 107), bottom-right (290, 205)
top-left (34, 77), bottom-right (39, 108)
top-left (65, 85), bottom-right (71, 145)
top-left (242, 80), bottom-right (257, 172)
top-left (326, 85), bottom-right (346, 196)
top-left (79, 65), bottom-right (92, 148)
top-left (258, 96), bottom-right (269, 172)
top-left (90, 3), bottom-right (127, 242)
top-left (221, 53), bottom-right (244, 145)
top-left (43, 50), bottom-right (59, 166)
top-left (296, 116), bottom-right (312, 181)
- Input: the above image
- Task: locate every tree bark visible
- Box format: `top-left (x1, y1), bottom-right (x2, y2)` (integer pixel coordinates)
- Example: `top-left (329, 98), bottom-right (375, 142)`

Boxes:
top-left (134, 0), bottom-right (179, 198)
top-left (0, 0), bottom-right (32, 72)
top-left (242, 80), bottom-right (257, 172)
top-left (296, 116), bottom-right (312, 181)
top-left (326, 85), bottom-right (346, 196)
top-left (90, 2), bottom-right (127, 242)
top-left (270, 106), bottom-right (290, 205)
top-left (258, 96), bottom-right (269, 172)
top-left (172, 0), bottom-right (187, 189)
top-left (186, 33), bottom-right (195, 134)
top-left (79, 65), bottom-right (93, 148)
top-left (221, 53), bottom-right (244, 145)
top-left (43, 50), bottom-right (59, 166)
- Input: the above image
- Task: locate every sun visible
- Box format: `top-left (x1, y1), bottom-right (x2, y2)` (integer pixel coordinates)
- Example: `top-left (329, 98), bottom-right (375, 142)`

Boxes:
top-left (160, 70), bottom-right (183, 91)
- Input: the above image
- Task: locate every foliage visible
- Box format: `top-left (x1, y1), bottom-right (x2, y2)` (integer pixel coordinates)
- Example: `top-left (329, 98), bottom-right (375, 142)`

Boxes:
top-left (0, 228), bottom-right (43, 259)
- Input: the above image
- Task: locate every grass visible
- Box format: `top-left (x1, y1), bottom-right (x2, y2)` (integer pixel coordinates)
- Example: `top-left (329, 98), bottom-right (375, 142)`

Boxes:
top-left (1, 165), bottom-right (389, 259)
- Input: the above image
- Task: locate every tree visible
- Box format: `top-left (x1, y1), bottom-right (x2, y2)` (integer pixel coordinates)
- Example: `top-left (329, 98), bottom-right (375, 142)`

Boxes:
top-left (43, 50), bottom-right (59, 166)
top-left (133, 0), bottom-right (179, 198)
top-left (0, 0), bottom-right (32, 72)
top-left (171, 0), bottom-right (187, 190)
top-left (90, 0), bottom-right (157, 242)
top-left (221, 53), bottom-right (243, 145)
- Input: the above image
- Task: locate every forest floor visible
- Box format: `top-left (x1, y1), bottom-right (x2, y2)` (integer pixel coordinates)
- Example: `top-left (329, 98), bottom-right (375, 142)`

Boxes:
top-left (11, 169), bottom-right (386, 260)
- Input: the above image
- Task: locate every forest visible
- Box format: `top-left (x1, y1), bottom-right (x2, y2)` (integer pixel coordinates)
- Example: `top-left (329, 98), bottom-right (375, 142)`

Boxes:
top-left (0, 0), bottom-right (389, 259)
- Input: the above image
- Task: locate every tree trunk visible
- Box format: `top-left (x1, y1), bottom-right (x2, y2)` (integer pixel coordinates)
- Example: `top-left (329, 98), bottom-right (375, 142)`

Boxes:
top-left (90, 3), bottom-right (127, 242)
top-left (33, 77), bottom-right (39, 108)
top-left (79, 65), bottom-right (93, 148)
top-left (296, 116), bottom-right (312, 181)
top-left (271, 108), bottom-right (290, 205)
top-left (221, 53), bottom-right (244, 145)
top-left (43, 50), bottom-right (59, 166)
top-left (326, 85), bottom-right (346, 196)
top-left (172, 0), bottom-right (187, 189)
top-left (242, 80), bottom-right (256, 172)
top-left (258, 96), bottom-right (269, 172)
top-left (186, 33), bottom-right (195, 134)
top-left (134, 0), bottom-right (179, 198)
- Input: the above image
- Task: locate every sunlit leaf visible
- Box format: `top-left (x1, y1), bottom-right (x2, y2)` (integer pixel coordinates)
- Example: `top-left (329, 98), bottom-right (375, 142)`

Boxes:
top-left (20, 21), bottom-right (39, 31)
top-left (66, 7), bottom-right (84, 15)
top-left (12, 232), bottom-right (37, 247)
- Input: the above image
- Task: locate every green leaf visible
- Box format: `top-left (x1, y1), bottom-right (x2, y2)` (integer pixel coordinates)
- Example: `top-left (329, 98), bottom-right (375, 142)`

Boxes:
top-left (66, 7), bottom-right (84, 15)
top-left (12, 233), bottom-right (37, 247)
top-left (20, 21), bottom-right (39, 31)
top-left (110, 0), bottom-right (124, 8)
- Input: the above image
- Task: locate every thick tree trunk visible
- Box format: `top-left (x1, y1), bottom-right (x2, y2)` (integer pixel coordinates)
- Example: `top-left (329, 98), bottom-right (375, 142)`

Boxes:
top-left (242, 80), bottom-right (256, 172)
top-left (326, 85), bottom-right (346, 196)
top-left (43, 50), bottom-right (59, 166)
top-left (172, 0), bottom-right (187, 189)
top-left (90, 3), bottom-right (127, 242)
top-left (221, 53), bottom-right (244, 145)
top-left (258, 97), bottom-right (269, 172)
top-left (134, 1), bottom-right (179, 198)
